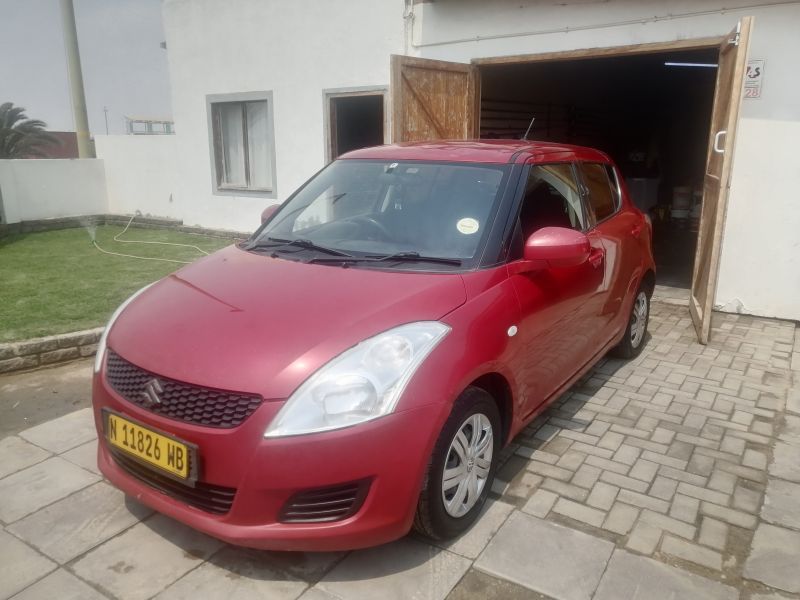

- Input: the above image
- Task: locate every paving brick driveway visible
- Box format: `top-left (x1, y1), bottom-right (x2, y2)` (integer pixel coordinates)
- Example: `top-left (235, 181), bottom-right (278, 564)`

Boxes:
top-left (2, 288), bottom-right (799, 600)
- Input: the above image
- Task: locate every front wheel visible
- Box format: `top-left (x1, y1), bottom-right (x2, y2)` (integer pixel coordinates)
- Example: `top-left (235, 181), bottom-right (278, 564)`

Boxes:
top-left (612, 286), bottom-right (650, 359)
top-left (413, 387), bottom-right (501, 541)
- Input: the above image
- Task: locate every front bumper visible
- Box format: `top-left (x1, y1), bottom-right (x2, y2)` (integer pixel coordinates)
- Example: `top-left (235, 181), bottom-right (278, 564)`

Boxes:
top-left (93, 372), bottom-right (448, 551)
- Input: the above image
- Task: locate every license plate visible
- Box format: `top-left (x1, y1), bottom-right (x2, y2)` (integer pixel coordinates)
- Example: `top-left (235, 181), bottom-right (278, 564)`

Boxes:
top-left (104, 410), bottom-right (197, 482)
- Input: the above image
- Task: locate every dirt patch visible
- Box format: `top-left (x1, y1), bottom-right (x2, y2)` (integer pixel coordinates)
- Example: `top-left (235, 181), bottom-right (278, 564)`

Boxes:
top-left (0, 358), bottom-right (92, 437)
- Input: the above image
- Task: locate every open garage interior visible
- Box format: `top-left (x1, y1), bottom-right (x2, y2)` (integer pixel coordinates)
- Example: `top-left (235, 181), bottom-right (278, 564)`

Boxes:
top-left (479, 48), bottom-right (719, 288)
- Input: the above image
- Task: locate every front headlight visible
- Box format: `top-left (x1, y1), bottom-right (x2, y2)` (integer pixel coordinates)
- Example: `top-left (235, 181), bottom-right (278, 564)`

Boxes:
top-left (93, 283), bottom-right (156, 373)
top-left (264, 321), bottom-right (450, 437)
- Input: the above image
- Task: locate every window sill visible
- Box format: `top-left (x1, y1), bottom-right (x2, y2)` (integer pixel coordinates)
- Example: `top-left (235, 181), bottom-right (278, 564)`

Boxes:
top-left (218, 185), bottom-right (274, 193)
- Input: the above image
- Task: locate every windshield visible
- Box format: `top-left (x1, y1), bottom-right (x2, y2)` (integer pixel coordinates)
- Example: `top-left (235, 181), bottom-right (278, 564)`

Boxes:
top-left (254, 159), bottom-right (508, 267)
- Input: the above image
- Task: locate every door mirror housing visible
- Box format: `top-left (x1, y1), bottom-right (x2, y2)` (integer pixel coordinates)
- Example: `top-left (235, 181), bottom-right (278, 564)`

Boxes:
top-left (513, 227), bottom-right (591, 273)
top-left (261, 204), bottom-right (279, 224)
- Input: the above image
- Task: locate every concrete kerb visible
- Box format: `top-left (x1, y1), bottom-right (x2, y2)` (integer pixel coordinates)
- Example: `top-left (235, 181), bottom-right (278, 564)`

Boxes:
top-left (787, 337), bottom-right (800, 415)
top-left (0, 328), bottom-right (103, 374)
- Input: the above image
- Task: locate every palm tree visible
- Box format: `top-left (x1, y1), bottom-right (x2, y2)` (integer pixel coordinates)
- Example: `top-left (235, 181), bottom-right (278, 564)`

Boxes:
top-left (0, 102), bottom-right (60, 159)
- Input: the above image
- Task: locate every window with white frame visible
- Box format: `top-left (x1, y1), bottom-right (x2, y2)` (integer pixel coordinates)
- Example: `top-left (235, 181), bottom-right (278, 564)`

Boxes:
top-left (211, 96), bottom-right (275, 192)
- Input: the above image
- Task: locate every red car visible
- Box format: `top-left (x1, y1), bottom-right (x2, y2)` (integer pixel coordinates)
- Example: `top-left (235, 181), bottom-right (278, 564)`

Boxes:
top-left (92, 140), bottom-right (655, 551)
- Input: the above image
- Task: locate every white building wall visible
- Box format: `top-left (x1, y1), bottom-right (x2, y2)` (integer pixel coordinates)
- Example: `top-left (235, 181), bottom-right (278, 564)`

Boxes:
top-left (716, 117), bottom-right (800, 320)
top-left (0, 159), bottom-right (107, 224)
top-left (413, 0), bottom-right (800, 320)
top-left (95, 135), bottom-right (178, 220)
top-left (161, 0), bottom-right (406, 233)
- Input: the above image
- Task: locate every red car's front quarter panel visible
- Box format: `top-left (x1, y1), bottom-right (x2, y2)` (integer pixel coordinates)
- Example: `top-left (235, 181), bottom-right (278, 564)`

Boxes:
top-left (439, 267), bottom-right (526, 439)
top-left (91, 265), bottom-right (520, 550)
top-left (91, 248), bottom-right (476, 550)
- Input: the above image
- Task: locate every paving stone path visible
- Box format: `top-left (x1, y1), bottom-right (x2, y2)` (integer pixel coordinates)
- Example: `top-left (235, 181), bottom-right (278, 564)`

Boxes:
top-left (1, 292), bottom-right (798, 600)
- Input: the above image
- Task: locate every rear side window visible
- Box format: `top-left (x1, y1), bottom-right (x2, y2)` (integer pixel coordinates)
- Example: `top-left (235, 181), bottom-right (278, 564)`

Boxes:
top-left (582, 163), bottom-right (617, 223)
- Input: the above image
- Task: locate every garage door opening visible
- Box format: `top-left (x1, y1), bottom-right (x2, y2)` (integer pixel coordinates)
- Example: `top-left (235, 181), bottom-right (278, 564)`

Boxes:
top-left (326, 92), bottom-right (385, 161)
top-left (479, 48), bottom-right (718, 289)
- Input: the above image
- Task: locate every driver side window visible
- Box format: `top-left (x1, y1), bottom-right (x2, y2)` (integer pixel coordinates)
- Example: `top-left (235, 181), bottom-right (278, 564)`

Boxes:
top-left (510, 163), bottom-right (585, 259)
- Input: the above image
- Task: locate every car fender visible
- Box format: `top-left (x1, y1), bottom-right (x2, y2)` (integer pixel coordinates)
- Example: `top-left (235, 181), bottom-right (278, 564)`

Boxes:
top-left (405, 268), bottom-right (524, 444)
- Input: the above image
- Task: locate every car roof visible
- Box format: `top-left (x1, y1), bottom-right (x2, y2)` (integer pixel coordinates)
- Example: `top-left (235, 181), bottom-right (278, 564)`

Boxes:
top-left (339, 140), bottom-right (612, 164)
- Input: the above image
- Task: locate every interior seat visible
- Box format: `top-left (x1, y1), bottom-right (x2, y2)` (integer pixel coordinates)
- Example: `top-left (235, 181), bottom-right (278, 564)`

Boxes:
top-left (519, 183), bottom-right (574, 239)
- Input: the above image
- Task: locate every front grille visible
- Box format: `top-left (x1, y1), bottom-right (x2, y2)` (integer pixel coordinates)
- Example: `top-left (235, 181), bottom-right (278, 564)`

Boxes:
top-left (279, 480), bottom-right (371, 523)
top-left (106, 349), bottom-right (263, 428)
top-left (112, 450), bottom-right (236, 514)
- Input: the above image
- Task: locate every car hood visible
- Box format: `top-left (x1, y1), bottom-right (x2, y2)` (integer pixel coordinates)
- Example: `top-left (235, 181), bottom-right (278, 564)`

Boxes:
top-left (107, 245), bottom-right (466, 399)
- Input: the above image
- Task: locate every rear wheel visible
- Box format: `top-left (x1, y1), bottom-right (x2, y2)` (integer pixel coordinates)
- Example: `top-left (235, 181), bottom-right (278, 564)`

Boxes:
top-left (413, 387), bottom-right (500, 540)
top-left (612, 286), bottom-right (650, 359)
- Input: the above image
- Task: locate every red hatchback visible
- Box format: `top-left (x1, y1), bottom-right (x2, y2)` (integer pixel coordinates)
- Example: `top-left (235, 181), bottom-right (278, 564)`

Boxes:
top-left (92, 141), bottom-right (655, 551)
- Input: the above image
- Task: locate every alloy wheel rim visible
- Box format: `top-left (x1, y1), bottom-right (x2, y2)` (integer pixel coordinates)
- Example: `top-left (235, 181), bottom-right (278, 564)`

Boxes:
top-left (441, 413), bottom-right (493, 518)
top-left (630, 291), bottom-right (648, 348)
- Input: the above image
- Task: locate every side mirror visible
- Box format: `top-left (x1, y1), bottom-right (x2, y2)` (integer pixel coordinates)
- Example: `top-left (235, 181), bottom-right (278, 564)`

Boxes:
top-left (260, 204), bottom-right (279, 224)
top-left (513, 227), bottom-right (591, 273)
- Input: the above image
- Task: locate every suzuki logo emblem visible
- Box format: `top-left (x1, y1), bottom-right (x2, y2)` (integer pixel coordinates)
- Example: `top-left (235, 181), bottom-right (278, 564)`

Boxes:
top-left (141, 378), bottom-right (164, 408)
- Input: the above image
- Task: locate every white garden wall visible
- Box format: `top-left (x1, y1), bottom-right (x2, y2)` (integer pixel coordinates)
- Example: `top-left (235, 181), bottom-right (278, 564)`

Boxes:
top-left (0, 159), bottom-right (106, 224)
top-left (95, 135), bottom-right (178, 220)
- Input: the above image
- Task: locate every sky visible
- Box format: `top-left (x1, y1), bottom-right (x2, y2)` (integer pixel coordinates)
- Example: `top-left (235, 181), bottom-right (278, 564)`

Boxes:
top-left (0, 0), bottom-right (172, 135)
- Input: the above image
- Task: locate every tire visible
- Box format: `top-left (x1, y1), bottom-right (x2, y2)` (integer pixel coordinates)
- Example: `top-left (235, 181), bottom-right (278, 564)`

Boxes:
top-left (612, 285), bottom-right (650, 359)
top-left (413, 386), bottom-right (501, 541)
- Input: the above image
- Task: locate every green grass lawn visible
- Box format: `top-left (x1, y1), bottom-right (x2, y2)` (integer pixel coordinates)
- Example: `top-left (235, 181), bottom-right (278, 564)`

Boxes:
top-left (0, 225), bottom-right (234, 343)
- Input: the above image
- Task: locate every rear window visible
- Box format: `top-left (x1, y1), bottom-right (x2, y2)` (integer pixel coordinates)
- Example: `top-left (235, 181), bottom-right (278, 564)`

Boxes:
top-left (582, 163), bottom-right (617, 223)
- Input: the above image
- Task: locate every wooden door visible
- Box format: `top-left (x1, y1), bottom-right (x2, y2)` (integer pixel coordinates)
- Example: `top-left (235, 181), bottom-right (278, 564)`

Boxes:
top-left (690, 17), bottom-right (752, 344)
top-left (390, 55), bottom-right (480, 142)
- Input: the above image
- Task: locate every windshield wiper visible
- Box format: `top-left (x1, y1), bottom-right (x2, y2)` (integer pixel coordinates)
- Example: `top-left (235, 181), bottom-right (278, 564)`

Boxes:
top-left (244, 236), bottom-right (353, 257)
top-left (369, 252), bottom-right (462, 265)
top-left (308, 251), bottom-right (462, 266)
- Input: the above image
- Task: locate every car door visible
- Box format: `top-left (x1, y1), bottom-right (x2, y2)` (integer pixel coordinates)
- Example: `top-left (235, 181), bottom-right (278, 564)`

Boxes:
top-left (507, 161), bottom-right (605, 419)
top-left (578, 162), bottom-right (639, 345)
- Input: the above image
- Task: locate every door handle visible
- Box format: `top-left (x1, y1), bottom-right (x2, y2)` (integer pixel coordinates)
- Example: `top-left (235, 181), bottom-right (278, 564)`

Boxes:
top-left (588, 248), bottom-right (604, 268)
top-left (714, 130), bottom-right (727, 154)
